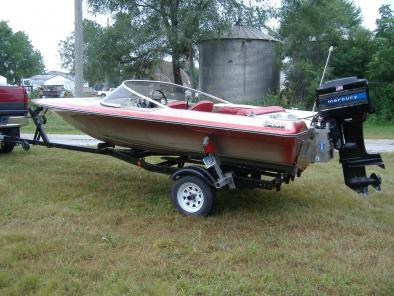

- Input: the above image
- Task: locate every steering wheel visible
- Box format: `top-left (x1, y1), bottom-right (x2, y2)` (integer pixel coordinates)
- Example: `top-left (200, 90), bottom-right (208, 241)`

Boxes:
top-left (151, 89), bottom-right (168, 106)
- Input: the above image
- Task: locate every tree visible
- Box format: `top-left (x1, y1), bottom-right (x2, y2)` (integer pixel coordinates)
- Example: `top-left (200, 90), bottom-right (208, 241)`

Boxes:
top-left (331, 27), bottom-right (374, 79)
top-left (0, 21), bottom-right (44, 84)
top-left (278, 0), bottom-right (366, 107)
top-left (87, 0), bottom-right (271, 85)
top-left (59, 17), bottom-right (163, 87)
top-left (59, 19), bottom-right (111, 86)
top-left (367, 5), bottom-right (394, 121)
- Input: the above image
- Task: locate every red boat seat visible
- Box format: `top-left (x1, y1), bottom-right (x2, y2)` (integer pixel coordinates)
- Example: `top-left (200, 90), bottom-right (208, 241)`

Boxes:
top-left (168, 100), bottom-right (187, 109)
top-left (215, 106), bottom-right (251, 115)
top-left (189, 100), bottom-right (214, 112)
top-left (237, 106), bottom-right (285, 116)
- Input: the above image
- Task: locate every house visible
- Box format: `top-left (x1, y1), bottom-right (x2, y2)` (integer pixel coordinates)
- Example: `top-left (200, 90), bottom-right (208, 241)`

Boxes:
top-left (22, 71), bottom-right (76, 93)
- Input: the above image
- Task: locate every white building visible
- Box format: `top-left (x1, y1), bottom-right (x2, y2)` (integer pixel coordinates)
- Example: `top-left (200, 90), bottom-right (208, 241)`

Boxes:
top-left (24, 71), bottom-right (75, 93)
top-left (0, 75), bottom-right (7, 86)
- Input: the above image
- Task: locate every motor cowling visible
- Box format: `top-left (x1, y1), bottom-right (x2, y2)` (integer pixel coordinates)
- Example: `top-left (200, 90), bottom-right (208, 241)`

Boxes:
top-left (315, 77), bottom-right (385, 195)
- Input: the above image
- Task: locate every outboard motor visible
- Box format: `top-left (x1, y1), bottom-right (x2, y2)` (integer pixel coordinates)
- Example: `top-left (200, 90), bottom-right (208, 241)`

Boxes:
top-left (315, 77), bottom-right (385, 195)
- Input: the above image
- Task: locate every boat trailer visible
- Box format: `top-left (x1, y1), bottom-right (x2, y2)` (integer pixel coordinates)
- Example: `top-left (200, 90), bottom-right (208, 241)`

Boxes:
top-left (2, 106), bottom-right (297, 216)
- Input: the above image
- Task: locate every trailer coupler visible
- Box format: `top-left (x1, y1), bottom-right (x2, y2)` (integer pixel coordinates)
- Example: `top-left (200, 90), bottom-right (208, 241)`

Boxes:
top-left (0, 134), bottom-right (30, 151)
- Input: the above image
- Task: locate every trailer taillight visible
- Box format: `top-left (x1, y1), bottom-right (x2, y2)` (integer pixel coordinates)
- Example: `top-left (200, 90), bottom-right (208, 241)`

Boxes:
top-left (203, 136), bottom-right (216, 154)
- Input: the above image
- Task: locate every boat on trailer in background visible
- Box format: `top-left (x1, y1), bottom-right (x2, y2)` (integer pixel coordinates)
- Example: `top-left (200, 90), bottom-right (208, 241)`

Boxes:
top-left (3, 77), bottom-right (385, 216)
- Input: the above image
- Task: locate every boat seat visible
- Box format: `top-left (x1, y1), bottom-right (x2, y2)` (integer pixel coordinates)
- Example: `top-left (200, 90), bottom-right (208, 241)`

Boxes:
top-left (237, 106), bottom-right (285, 116)
top-left (189, 100), bottom-right (214, 112)
top-left (168, 100), bottom-right (187, 109)
top-left (215, 106), bottom-right (251, 115)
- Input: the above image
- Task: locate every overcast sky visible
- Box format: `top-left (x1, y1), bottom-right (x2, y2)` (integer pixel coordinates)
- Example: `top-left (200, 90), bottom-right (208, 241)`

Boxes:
top-left (0, 0), bottom-right (393, 72)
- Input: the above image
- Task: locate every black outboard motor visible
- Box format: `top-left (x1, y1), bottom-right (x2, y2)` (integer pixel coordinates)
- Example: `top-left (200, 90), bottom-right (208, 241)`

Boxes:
top-left (315, 77), bottom-right (385, 195)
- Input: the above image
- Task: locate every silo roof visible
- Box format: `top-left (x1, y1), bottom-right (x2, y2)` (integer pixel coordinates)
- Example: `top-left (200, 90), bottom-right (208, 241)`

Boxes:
top-left (218, 24), bottom-right (280, 42)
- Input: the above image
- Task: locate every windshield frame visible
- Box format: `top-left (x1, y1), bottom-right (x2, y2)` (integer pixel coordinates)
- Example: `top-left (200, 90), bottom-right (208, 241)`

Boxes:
top-left (100, 79), bottom-right (233, 109)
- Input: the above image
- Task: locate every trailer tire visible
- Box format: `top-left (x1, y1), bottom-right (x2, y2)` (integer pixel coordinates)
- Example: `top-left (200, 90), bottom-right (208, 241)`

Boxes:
top-left (0, 142), bottom-right (15, 153)
top-left (172, 175), bottom-right (214, 216)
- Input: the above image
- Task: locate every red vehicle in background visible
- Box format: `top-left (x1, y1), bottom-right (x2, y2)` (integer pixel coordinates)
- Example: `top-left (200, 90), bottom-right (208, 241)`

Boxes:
top-left (0, 86), bottom-right (29, 153)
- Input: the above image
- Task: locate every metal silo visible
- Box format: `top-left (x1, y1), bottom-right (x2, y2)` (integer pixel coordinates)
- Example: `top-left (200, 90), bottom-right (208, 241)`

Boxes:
top-left (199, 24), bottom-right (280, 104)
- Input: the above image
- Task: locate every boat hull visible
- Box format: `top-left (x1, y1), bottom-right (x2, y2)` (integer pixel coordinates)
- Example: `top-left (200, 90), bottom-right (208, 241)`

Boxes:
top-left (56, 110), bottom-right (309, 172)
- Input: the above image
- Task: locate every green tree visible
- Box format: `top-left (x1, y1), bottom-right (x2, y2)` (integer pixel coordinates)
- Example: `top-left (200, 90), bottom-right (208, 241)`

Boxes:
top-left (0, 21), bottom-right (44, 84)
top-left (278, 0), bottom-right (366, 107)
top-left (59, 19), bottom-right (112, 86)
top-left (59, 17), bottom-right (163, 87)
top-left (87, 0), bottom-right (271, 85)
top-left (331, 27), bottom-right (374, 78)
top-left (367, 4), bottom-right (394, 121)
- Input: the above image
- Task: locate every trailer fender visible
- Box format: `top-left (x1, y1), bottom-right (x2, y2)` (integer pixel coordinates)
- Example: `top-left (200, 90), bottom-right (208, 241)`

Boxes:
top-left (171, 166), bottom-right (216, 187)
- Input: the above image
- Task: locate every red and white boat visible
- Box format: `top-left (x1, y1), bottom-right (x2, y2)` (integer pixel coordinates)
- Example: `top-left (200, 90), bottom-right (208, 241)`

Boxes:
top-left (29, 78), bottom-right (383, 215)
top-left (34, 80), bottom-right (315, 169)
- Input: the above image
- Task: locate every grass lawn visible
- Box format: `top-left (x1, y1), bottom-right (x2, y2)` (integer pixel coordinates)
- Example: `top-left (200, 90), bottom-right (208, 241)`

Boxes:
top-left (21, 111), bottom-right (81, 135)
top-left (364, 122), bottom-right (394, 139)
top-left (0, 147), bottom-right (393, 295)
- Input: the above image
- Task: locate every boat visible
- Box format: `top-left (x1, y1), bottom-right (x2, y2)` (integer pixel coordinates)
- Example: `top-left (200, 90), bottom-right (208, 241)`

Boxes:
top-left (34, 80), bottom-right (315, 170)
top-left (27, 78), bottom-right (384, 215)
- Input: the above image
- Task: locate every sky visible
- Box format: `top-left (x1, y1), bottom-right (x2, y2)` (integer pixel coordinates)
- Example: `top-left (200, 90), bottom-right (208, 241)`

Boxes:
top-left (0, 0), bottom-right (393, 72)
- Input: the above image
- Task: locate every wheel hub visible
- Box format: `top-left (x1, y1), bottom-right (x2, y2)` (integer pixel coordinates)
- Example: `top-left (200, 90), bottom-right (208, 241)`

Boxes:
top-left (177, 182), bottom-right (204, 213)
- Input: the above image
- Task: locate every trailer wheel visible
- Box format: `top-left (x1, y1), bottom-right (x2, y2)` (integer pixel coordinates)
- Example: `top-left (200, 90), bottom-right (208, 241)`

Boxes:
top-left (0, 142), bottom-right (15, 153)
top-left (172, 175), bottom-right (214, 216)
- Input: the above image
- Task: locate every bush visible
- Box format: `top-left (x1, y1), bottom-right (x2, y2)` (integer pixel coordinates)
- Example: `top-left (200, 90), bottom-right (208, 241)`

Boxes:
top-left (263, 94), bottom-right (284, 107)
top-left (369, 83), bottom-right (394, 123)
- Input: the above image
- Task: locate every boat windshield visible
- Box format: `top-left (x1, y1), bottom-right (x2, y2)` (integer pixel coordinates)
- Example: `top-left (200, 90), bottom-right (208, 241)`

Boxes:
top-left (101, 80), bottom-right (231, 109)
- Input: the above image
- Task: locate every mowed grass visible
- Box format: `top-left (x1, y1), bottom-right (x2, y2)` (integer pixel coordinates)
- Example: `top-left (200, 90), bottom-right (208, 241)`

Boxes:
top-left (0, 148), bottom-right (393, 295)
top-left (364, 122), bottom-right (394, 139)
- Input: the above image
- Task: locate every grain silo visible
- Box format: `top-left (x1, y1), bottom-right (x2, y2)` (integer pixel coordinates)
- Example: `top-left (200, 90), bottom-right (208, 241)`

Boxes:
top-left (199, 24), bottom-right (280, 104)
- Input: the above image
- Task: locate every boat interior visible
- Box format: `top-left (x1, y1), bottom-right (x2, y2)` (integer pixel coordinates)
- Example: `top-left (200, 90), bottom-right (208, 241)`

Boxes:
top-left (100, 80), bottom-right (312, 121)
